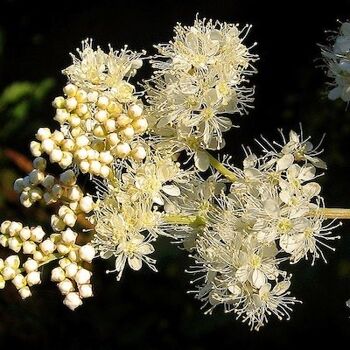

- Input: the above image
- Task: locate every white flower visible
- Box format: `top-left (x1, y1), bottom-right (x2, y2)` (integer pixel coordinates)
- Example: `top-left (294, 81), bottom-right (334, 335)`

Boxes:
top-left (112, 235), bottom-right (156, 281)
top-left (321, 21), bottom-right (350, 102)
top-left (64, 39), bottom-right (145, 93)
top-left (147, 17), bottom-right (257, 159)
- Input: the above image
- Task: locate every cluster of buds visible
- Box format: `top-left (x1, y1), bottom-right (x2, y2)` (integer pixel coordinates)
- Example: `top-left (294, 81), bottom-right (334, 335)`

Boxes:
top-left (0, 255), bottom-right (40, 299)
top-left (51, 230), bottom-right (95, 310)
top-left (31, 83), bottom-right (148, 178)
top-left (13, 159), bottom-right (91, 210)
top-left (0, 220), bottom-right (95, 309)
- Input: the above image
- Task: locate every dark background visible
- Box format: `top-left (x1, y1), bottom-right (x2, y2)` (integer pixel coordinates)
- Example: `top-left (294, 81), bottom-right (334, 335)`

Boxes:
top-left (1, 0), bottom-right (350, 348)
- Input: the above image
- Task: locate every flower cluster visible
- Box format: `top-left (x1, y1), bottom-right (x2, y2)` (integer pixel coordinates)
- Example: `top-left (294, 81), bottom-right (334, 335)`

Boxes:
top-left (146, 17), bottom-right (258, 170)
top-left (180, 129), bottom-right (340, 330)
top-left (321, 21), bottom-right (350, 102)
top-left (0, 17), bottom-right (345, 329)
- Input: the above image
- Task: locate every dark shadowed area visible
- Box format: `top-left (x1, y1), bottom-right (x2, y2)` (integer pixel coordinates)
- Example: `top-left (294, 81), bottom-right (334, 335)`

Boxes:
top-left (1, 0), bottom-right (350, 348)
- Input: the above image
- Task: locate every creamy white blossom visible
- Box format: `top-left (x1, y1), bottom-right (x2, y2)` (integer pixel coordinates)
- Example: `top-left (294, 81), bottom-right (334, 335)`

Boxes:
top-left (321, 21), bottom-right (350, 102)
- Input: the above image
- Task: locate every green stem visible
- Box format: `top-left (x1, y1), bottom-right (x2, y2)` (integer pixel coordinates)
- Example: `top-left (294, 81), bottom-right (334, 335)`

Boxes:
top-left (164, 214), bottom-right (205, 227)
top-left (205, 151), bottom-right (237, 182)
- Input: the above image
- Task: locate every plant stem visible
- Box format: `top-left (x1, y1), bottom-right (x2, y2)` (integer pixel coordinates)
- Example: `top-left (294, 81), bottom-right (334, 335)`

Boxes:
top-left (205, 151), bottom-right (237, 182)
top-left (164, 208), bottom-right (350, 227)
top-left (308, 208), bottom-right (350, 219)
top-left (164, 214), bottom-right (205, 227)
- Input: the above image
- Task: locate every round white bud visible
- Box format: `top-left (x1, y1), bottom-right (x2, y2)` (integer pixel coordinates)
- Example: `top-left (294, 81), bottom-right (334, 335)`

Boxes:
top-left (36, 128), bottom-right (52, 141)
top-left (115, 143), bottom-right (131, 158)
top-left (59, 152), bottom-right (73, 168)
top-left (33, 250), bottom-right (44, 262)
top-left (2, 266), bottom-right (16, 280)
top-left (79, 245), bottom-right (95, 263)
top-left (58, 279), bottom-right (74, 295)
top-left (90, 160), bottom-right (101, 175)
top-left (52, 96), bottom-right (65, 109)
top-left (20, 192), bottom-right (32, 208)
top-left (75, 148), bottom-right (88, 160)
top-left (50, 149), bottom-right (63, 163)
top-left (79, 196), bottom-right (94, 213)
top-left (23, 259), bottom-right (39, 273)
top-left (75, 269), bottom-right (91, 285)
top-left (107, 133), bottom-right (119, 146)
top-left (27, 271), bottom-right (41, 286)
top-left (51, 267), bottom-right (66, 282)
top-left (30, 141), bottom-right (42, 157)
top-left (65, 263), bottom-right (79, 278)
top-left (54, 108), bottom-right (70, 123)
top-left (63, 213), bottom-right (77, 227)
top-left (8, 221), bottom-right (23, 236)
top-left (79, 160), bottom-right (90, 173)
top-left (18, 286), bottom-right (32, 299)
top-left (1, 220), bottom-right (11, 234)
top-left (76, 135), bottom-right (90, 148)
top-left (31, 226), bottom-right (46, 242)
top-left (104, 119), bottom-right (116, 132)
top-left (128, 104), bottom-right (143, 118)
top-left (100, 165), bottom-right (110, 178)
top-left (78, 284), bottom-right (93, 298)
top-left (40, 239), bottom-right (56, 255)
top-left (8, 237), bottom-right (22, 253)
top-left (61, 228), bottom-right (77, 244)
top-left (76, 89), bottom-right (88, 102)
top-left (97, 96), bottom-right (109, 109)
top-left (22, 241), bottom-right (37, 254)
top-left (95, 110), bottom-right (108, 123)
top-left (19, 227), bottom-right (32, 241)
top-left (116, 114), bottom-right (132, 127)
top-left (65, 97), bottom-right (78, 111)
top-left (5, 255), bottom-right (20, 269)
top-left (41, 139), bottom-right (55, 154)
top-left (52, 130), bottom-right (64, 144)
top-left (76, 103), bottom-right (88, 116)
top-left (64, 292), bottom-right (83, 310)
top-left (132, 117), bottom-right (148, 133)
top-left (12, 274), bottom-right (26, 289)
top-left (119, 125), bottom-right (135, 140)
top-left (63, 84), bottom-right (78, 97)
top-left (87, 91), bottom-right (99, 103)
top-left (70, 114), bottom-right (81, 127)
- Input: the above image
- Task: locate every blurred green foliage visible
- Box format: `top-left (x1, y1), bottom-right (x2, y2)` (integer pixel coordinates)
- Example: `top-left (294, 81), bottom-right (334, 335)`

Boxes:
top-left (0, 78), bottom-right (54, 141)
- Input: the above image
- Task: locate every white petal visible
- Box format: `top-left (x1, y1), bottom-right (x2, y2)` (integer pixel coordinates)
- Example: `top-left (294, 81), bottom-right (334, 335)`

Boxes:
top-left (263, 198), bottom-right (280, 218)
top-left (236, 265), bottom-right (249, 282)
top-left (272, 281), bottom-right (291, 296)
top-left (100, 250), bottom-right (114, 259)
top-left (276, 154), bottom-right (294, 171)
top-left (194, 151), bottom-right (210, 172)
top-left (299, 165), bottom-right (316, 181)
top-left (153, 194), bottom-right (164, 206)
top-left (302, 182), bottom-right (321, 198)
top-left (162, 185), bottom-right (181, 196)
top-left (128, 256), bottom-right (142, 271)
top-left (251, 269), bottom-right (266, 289)
top-left (138, 243), bottom-right (154, 255)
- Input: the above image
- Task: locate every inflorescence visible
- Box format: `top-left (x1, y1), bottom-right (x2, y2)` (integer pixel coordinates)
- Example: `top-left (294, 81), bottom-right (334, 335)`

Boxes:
top-left (0, 17), bottom-right (347, 330)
